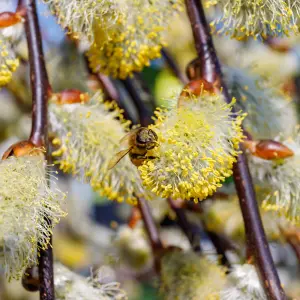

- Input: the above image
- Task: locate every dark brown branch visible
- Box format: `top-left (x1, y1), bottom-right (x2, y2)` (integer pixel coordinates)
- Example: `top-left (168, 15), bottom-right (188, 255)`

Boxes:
top-left (121, 76), bottom-right (153, 127)
top-left (23, 0), bottom-right (54, 299)
top-left (168, 198), bottom-right (201, 252)
top-left (184, 0), bottom-right (286, 299)
top-left (161, 49), bottom-right (188, 85)
top-left (23, 0), bottom-right (49, 147)
top-left (97, 73), bottom-right (119, 102)
top-left (137, 197), bottom-right (163, 252)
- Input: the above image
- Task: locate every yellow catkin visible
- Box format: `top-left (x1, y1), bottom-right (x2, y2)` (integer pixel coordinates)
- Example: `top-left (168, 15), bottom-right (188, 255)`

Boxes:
top-left (138, 91), bottom-right (245, 201)
top-left (87, 0), bottom-right (183, 79)
top-left (207, 0), bottom-right (298, 40)
top-left (0, 37), bottom-right (19, 87)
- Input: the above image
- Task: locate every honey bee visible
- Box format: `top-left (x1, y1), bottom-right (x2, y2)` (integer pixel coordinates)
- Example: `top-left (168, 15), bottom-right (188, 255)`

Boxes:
top-left (108, 127), bottom-right (158, 169)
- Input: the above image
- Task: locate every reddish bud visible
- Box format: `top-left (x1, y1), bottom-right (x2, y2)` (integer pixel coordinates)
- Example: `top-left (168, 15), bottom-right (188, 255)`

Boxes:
top-left (53, 89), bottom-right (89, 104)
top-left (0, 12), bottom-right (22, 28)
top-left (244, 139), bottom-right (294, 160)
top-left (2, 141), bottom-right (43, 160)
top-left (266, 37), bottom-right (290, 53)
top-left (128, 207), bottom-right (141, 229)
top-left (178, 79), bottom-right (220, 107)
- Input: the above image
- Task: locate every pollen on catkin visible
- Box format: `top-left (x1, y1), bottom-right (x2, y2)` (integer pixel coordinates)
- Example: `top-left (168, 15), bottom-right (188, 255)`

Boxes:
top-left (54, 262), bottom-right (127, 300)
top-left (43, 0), bottom-right (125, 42)
top-left (0, 154), bottom-right (66, 280)
top-left (220, 264), bottom-right (267, 300)
top-left (138, 91), bottom-right (245, 201)
top-left (0, 35), bottom-right (19, 87)
top-left (87, 0), bottom-right (183, 79)
top-left (224, 67), bottom-right (297, 140)
top-left (248, 128), bottom-right (300, 223)
top-left (49, 92), bottom-right (147, 205)
top-left (160, 250), bottom-right (227, 300)
top-left (207, 0), bottom-right (296, 40)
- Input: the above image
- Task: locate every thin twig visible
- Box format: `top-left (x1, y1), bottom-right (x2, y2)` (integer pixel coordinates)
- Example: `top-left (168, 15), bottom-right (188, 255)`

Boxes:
top-left (161, 49), bottom-right (188, 85)
top-left (22, 0), bottom-right (54, 299)
top-left (121, 76), bottom-right (153, 127)
top-left (137, 197), bottom-right (163, 252)
top-left (184, 0), bottom-right (286, 299)
top-left (168, 198), bottom-right (201, 252)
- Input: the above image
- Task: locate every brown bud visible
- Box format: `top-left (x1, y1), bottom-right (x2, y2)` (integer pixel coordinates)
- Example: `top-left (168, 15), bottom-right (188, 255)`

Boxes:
top-left (2, 141), bottom-right (43, 160)
top-left (22, 266), bottom-right (40, 292)
top-left (0, 12), bottom-right (22, 28)
top-left (243, 139), bottom-right (294, 160)
top-left (52, 89), bottom-right (89, 105)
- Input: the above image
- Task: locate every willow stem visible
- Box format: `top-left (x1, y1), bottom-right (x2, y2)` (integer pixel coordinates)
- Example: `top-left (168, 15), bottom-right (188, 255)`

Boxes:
top-left (168, 198), bottom-right (201, 252)
top-left (23, 0), bottom-right (54, 299)
top-left (184, 0), bottom-right (286, 299)
top-left (121, 76), bottom-right (153, 127)
top-left (161, 49), bottom-right (188, 85)
top-left (137, 197), bottom-right (163, 252)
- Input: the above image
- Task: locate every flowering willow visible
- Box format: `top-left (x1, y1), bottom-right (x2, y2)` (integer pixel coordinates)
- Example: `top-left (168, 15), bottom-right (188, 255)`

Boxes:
top-left (160, 250), bottom-right (227, 299)
top-left (87, 0), bottom-right (183, 78)
top-left (138, 90), bottom-right (245, 200)
top-left (203, 197), bottom-right (289, 242)
top-left (54, 263), bottom-right (127, 300)
top-left (0, 34), bottom-right (19, 87)
top-left (0, 147), bottom-right (66, 280)
top-left (220, 264), bottom-right (267, 299)
top-left (248, 129), bottom-right (300, 222)
top-left (49, 92), bottom-right (148, 204)
top-left (206, 0), bottom-right (297, 39)
top-left (114, 224), bottom-right (152, 270)
top-left (43, 0), bottom-right (125, 42)
top-left (224, 67), bottom-right (297, 140)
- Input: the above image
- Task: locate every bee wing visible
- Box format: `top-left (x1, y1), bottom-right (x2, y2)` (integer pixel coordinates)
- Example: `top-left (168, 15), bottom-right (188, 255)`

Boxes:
top-left (119, 128), bottom-right (141, 147)
top-left (107, 148), bottom-right (132, 170)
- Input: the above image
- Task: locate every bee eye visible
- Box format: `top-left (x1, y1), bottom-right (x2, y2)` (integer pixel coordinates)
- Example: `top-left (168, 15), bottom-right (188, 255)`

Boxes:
top-left (136, 134), bottom-right (147, 144)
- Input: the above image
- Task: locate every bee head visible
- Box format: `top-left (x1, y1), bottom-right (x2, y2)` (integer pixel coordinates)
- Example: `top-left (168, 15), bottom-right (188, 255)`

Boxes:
top-left (136, 128), bottom-right (158, 149)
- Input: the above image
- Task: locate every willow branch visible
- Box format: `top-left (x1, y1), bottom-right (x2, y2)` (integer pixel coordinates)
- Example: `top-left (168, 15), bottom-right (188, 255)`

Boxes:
top-left (137, 197), bottom-right (163, 252)
top-left (184, 0), bottom-right (286, 299)
top-left (22, 0), bottom-right (54, 299)
top-left (168, 198), bottom-right (201, 252)
top-left (121, 76), bottom-right (153, 127)
top-left (161, 49), bottom-right (188, 85)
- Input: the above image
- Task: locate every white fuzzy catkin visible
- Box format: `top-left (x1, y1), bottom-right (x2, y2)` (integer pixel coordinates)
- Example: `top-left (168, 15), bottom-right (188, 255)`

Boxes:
top-left (0, 155), bottom-right (66, 279)
top-left (220, 264), bottom-right (267, 300)
top-left (43, 0), bottom-right (126, 42)
top-left (248, 129), bottom-right (300, 222)
top-left (224, 67), bottom-right (297, 140)
top-left (54, 262), bottom-right (127, 300)
top-left (160, 250), bottom-right (227, 299)
top-left (49, 92), bottom-right (148, 204)
top-left (139, 91), bottom-right (245, 201)
top-left (207, 0), bottom-right (296, 39)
